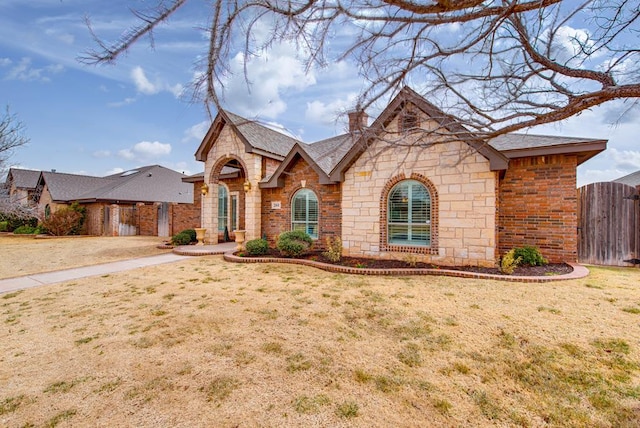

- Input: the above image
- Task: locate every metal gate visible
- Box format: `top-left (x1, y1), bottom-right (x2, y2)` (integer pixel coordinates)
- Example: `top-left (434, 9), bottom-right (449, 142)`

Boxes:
top-left (158, 202), bottom-right (170, 237)
top-left (578, 182), bottom-right (639, 266)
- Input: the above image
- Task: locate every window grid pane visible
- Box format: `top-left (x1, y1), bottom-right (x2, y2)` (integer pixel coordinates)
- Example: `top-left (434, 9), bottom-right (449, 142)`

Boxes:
top-left (387, 180), bottom-right (431, 246)
top-left (291, 189), bottom-right (319, 239)
top-left (218, 186), bottom-right (228, 231)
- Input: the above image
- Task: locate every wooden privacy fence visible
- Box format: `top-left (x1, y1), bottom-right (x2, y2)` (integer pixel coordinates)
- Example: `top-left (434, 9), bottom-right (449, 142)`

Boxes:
top-left (578, 182), bottom-right (639, 266)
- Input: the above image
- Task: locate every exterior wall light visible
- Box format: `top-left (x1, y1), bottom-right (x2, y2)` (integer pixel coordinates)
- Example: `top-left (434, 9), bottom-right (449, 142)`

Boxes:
top-left (243, 180), bottom-right (252, 192)
top-left (201, 183), bottom-right (209, 195)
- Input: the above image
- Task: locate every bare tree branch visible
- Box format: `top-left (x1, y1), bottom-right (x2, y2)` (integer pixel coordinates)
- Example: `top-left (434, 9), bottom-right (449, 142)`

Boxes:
top-left (81, 0), bottom-right (640, 140)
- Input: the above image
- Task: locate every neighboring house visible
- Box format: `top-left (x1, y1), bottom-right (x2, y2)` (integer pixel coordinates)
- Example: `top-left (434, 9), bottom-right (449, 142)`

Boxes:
top-left (613, 170), bottom-right (640, 187)
top-left (195, 87), bottom-right (606, 266)
top-left (33, 165), bottom-right (199, 236)
top-left (5, 168), bottom-right (41, 207)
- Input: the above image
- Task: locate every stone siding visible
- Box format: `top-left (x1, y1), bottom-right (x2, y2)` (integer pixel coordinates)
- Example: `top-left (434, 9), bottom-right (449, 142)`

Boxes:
top-left (498, 154), bottom-right (578, 263)
top-left (201, 124), bottom-right (264, 243)
top-left (341, 113), bottom-right (498, 267)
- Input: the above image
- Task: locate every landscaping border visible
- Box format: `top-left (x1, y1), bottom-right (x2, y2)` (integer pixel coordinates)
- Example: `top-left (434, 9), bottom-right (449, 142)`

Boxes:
top-left (223, 252), bottom-right (589, 282)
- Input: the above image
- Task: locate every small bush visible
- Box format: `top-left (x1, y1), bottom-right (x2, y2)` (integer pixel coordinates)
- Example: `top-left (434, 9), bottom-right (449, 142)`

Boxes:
top-left (513, 246), bottom-right (547, 266)
top-left (245, 238), bottom-right (269, 256)
top-left (500, 249), bottom-right (522, 275)
top-left (171, 232), bottom-right (192, 246)
top-left (41, 208), bottom-right (82, 236)
top-left (13, 225), bottom-right (38, 234)
top-left (277, 230), bottom-right (313, 257)
top-left (323, 236), bottom-right (342, 263)
top-left (180, 229), bottom-right (197, 243)
top-left (0, 221), bottom-right (8, 232)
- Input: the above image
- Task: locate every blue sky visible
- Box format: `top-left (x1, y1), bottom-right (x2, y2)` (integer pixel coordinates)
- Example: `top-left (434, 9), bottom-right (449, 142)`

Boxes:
top-left (1, 1), bottom-right (638, 186)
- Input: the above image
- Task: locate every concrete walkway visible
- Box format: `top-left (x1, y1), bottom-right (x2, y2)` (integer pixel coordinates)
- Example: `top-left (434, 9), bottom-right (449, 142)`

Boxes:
top-left (0, 253), bottom-right (193, 295)
top-left (0, 242), bottom-right (240, 295)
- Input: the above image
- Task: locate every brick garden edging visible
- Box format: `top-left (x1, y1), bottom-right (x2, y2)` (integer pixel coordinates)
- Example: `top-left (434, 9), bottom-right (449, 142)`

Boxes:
top-left (223, 252), bottom-right (589, 283)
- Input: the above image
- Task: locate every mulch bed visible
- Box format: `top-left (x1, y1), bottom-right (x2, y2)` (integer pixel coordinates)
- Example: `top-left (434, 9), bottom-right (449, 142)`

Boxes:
top-left (239, 250), bottom-right (573, 276)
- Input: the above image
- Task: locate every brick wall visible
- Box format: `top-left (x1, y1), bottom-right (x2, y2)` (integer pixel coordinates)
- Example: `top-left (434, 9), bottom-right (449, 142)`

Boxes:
top-left (137, 204), bottom-right (157, 236)
top-left (260, 155), bottom-right (341, 250)
top-left (498, 154), bottom-right (578, 263)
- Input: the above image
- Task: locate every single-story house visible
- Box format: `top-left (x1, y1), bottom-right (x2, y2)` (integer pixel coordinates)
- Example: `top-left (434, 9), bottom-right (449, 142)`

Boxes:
top-left (31, 165), bottom-right (200, 236)
top-left (194, 87), bottom-right (606, 266)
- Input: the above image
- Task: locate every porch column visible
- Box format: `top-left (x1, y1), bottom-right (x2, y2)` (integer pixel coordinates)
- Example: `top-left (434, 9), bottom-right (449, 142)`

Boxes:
top-left (244, 157), bottom-right (262, 241)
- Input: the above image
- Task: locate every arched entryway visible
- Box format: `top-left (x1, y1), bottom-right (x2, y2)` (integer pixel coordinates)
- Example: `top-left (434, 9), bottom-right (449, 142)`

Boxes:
top-left (209, 157), bottom-right (249, 243)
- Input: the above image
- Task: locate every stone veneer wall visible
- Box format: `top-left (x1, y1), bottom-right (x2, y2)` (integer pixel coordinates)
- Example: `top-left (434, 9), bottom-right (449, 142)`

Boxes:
top-left (201, 124), bottom-right (263, 243)
top-left (498, 154), bottom-right (579, 263)
top-left (341, 115), bottom-right (498, 267)
top-left (261, 155), bottom-right (341, 250)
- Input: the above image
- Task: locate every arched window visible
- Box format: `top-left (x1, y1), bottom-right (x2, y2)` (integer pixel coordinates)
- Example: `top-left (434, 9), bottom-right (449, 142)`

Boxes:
top-left (218, 185), bottom-right (228, 232)
top-left (291, 189), bottom-right (318, 239)
top-left (387, 180), bottom-right (431, 246)
top-left (44, 204), bottom-right (51, 219)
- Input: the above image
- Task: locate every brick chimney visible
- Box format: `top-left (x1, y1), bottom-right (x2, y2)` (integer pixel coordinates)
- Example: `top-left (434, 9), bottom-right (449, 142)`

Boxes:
top-left (348, 110), bottom-right (368, 132)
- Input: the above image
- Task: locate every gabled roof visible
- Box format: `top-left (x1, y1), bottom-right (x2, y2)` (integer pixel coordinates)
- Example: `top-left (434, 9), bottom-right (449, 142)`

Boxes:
top-left (613, 170), bottom-right (640, 187)
top-left (328, 87), bottom-right (509, 182)
top-left (39, 165), bottom-right (193, 204)
top-left (40, 171), bottom-right (113, 202)
top-left (204, 86), bottom-right (607, 188)
top-left (6, 168), bottom-right (40, 189)
top-left (195, 110), bottom-right (301, 162)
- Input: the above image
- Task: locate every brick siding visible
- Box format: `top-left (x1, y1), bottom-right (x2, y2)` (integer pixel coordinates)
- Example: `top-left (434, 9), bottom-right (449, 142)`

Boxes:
top-left (498, 154), bottom-right (578, 263)
top-left (260, 155), bottom-right (341, 250)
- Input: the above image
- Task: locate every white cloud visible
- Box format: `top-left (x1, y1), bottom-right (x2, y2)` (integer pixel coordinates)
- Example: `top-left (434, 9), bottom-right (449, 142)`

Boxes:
top-left (3, 57), bottom-right (64, 82)
top-left (305, 93), bottom-right (358, 127)
top-left (0, 58), bottom-right (11, 67)
top-left (181, 120), bottom-right (210, 143)
top-left (216, 22), bottom-right (317, 119)
top-left (131, 66), bottom-right (184, 98)
top-left (609, 148), bottom-right (640, 171)
top-left (118, 141), bottom-right (172, 162)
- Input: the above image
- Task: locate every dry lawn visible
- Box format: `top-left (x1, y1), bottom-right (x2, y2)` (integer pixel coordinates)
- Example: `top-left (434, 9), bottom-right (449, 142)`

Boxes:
top-left (0, 240), bottom-right (639, 427)
top-left (0, 235), bottom-right (170, 279)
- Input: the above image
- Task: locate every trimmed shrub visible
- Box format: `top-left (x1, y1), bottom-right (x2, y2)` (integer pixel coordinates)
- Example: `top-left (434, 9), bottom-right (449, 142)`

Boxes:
top-left (500, 249), bottom-right (522, 275)
top-left (13, 225), bottom-right (38, 234)
top-left (277, 230), bottom-right (313, 257)
top-left (0, 221), bottom-right (8, 232)
top-left (245, 238), bottom-right (269, 256)
top-left (513, 246), bottom-right (547, 266)
top-left (171, 232), bottom-right (192, 246)
top-left (180, 229), bottom-right (197, 243)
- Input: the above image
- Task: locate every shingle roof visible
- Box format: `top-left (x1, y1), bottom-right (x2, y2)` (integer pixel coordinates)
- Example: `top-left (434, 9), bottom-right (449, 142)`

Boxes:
top-left (41, 165), bottom-right (193, 204)
top-left (302, 134), bottom-right (357, 175)
top-left (205, 87), bottom-right (607, 187)
top-left (84, 165), bottom-right (193, 203)
top-left (613, 170), bottom-right (640, 187)
top-left (224, 111), bottom-right (300, 158)
top-left (42, 171), bottom-right (114, 201)
top-left (489, 133), bottom-right (604, 151)
top-left (7, 168), bottom-right (40, 189)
